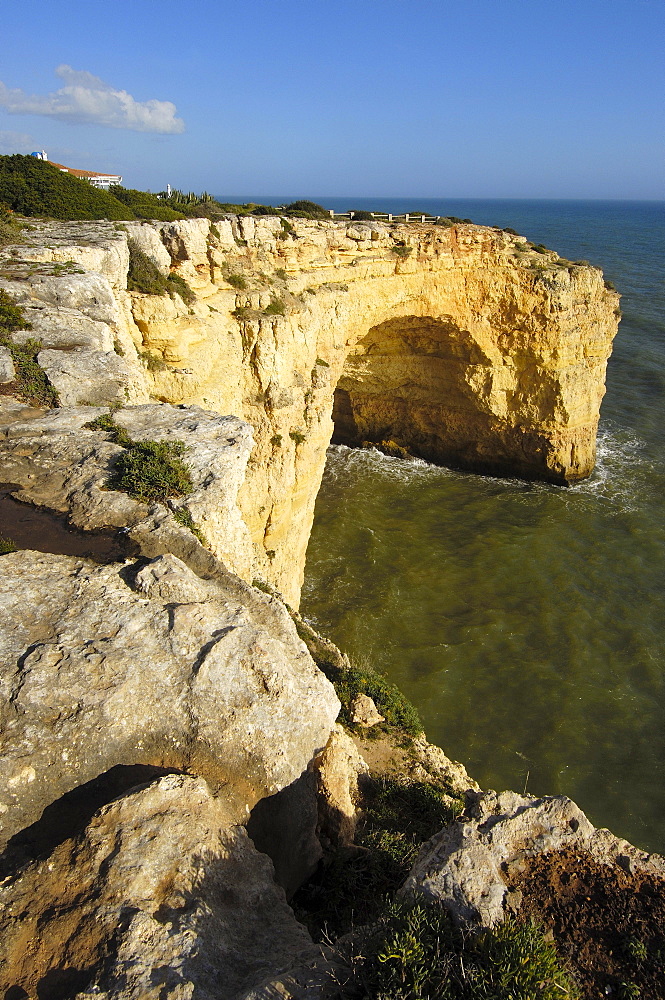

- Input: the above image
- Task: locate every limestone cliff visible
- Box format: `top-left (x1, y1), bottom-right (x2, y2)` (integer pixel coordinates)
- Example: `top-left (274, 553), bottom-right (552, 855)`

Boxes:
top-left (0, 215), bottom-right (619, 605)
top-left (0, 211), bottom-right (654, 1000)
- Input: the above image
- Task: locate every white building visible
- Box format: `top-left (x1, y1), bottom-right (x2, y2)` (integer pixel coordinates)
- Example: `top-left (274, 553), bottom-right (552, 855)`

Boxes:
top-left (30, 151), bottom-right (122, 189)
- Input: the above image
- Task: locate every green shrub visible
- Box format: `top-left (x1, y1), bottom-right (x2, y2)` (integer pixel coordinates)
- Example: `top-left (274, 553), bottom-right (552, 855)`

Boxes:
top-left (251, 204), bottom-right (282, 216)
top-left (226, 273), bottom-right (247, 290)
top-left (0, 535), bottom-right (17, 555)
top-left (358, 902), bottom-right (579, 1000)
top-left (0, 202), bottom-right (24, 248)
top-left (264, 298), bottom-right (285, 315)
top-left (0, 154), bottom-right (131, 220)
top-left (392, 243), bottom-right (413, 259)
top-left (283, 200), bottom-right (329, 220)
top-left (270, 434), bottom-right (282, 446)
top-left (289, 429), bottom-right (306, 445)
top-left (0, 288), bottom-right (29, 332)
top-left (85, 411), bottom-right (131, 444)
top-left (111, 439), bottom-right (192, 502)
top-left (127, 239), bottom-right (170, 295)
top-left (108, 185), bottom-right (183, 222)
top-left (166, 272), bottom-right (196, 305)
top-left (274, 267), bottom-right (288, 281)
top-left (86, 413), bottom-right (193, 503)
top-left (349, 209), bottom-right (375, 221)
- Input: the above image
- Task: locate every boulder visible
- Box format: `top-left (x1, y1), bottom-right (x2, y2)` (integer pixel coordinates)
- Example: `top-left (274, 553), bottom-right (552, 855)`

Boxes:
top-left (402, 789), bottom-right (665, 927)
top-left (311, 724), bottom-right (368, 848)
top-left (37, 348), bottom-right (148, 406)
top-left (349, 692), bottom-right (385, 727)
top-left (0, 774), bottom-right (318, 1000)
top-left (0, 346), bottom-right (15, 384)
top-left (0, 550), bottom-right (339, 855)
top-left (14, 304), bottom-right (116, 352)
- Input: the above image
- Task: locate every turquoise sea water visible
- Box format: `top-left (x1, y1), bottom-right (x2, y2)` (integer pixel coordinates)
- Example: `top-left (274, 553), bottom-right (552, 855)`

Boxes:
top-left (294, 199), bottom-right (665, 853)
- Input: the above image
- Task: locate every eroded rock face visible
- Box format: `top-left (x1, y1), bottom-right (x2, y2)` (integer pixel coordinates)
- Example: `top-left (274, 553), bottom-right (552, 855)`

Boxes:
top-left (0, 550), bottom-right (339, 854)
top-left (402, 790), bottom-right (665, 927)
top-left (0, 774), bottom-right (318, 1000)
top-left (1, 216), bottom-right (619, 604)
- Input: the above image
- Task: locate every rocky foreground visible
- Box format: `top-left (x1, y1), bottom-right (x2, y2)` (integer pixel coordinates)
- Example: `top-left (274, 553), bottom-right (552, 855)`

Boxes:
top-left (1, 216), bottom-right (661, 999)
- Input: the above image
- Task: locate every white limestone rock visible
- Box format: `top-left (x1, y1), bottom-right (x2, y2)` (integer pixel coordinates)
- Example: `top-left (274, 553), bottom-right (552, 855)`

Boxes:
top-left (14, 304), bottom-right (116, 351)
top-left (159, 218), bottom-right (211, 267)
top-left (0, 346), bottom-right (15, 384)
top-left (0, 402), bottom-right (255, 582)
top-left (0, 550), bottom-right (340, 854)
top-left (37, 348), bottom-right (148, 405)
top-left (124, 220), bottom-right (173, 274)
top-left (0, 272), bottom-right (123, 326)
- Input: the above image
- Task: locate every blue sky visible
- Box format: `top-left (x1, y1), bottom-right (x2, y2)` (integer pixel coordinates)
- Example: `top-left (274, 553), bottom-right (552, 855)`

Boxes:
top-left (1, 0), bottom-right (663, 200)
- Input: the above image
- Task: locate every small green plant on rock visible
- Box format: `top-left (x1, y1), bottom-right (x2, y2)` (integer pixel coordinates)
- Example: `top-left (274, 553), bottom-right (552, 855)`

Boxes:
top-left (0, 535), bottom-right (17, 555)
top-left (172, 506), bottom-right (207, 545)
top-left (226, 273), bottom-right (247, 290)
top-left (86, 413), bottom-right (193, 504)
top-left (139, 349), bottom-right (169, 373)
top-left (289, 428), bottom-right (306, 445)
top-left (0, 289), bottom-right (58, 407)
top-left (392, 243), bottom-right (413, 259)
top-left (357, 902), bottom-right (579, 1000)
top-left (166, 271), bottom-right (196, 305)
top-left (111, 439), bottom-right (192, 503)
top-left (264, 298), bottom-right (285, 316)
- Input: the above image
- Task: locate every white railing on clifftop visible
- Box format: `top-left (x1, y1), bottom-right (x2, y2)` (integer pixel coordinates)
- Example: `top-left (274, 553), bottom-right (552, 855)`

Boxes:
top-left (328, 211), bottom-right (451, 224)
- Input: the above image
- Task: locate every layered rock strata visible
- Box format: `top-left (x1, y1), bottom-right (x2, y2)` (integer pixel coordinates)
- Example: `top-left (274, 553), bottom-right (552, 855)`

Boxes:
top-left (0, 215), bottom-right (619, 605)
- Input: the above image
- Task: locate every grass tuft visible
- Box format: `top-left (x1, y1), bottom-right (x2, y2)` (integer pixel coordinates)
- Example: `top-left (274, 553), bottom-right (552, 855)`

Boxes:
top-left (0, 535), bottom-right (17, 555)
top-left (354, 901), bottom-right (579, 1000)
top-left (0, 290), bottom-right (58, 407)
top-left (86, 413), bottom-right (193, 503)
top-left (172, 506), bottom-right (207, 545)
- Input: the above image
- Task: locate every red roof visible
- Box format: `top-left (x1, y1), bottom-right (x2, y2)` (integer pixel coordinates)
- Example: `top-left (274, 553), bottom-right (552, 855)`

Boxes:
top-left (49, 161), bottom-right (121, 180)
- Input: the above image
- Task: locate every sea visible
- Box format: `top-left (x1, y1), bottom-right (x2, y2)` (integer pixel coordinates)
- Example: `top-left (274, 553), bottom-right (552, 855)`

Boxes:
top-left (254, 196), bottom-right (664, 854)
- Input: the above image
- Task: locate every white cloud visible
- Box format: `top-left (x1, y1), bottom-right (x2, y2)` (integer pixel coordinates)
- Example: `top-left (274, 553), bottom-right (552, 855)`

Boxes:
top-left (0, 130), bottom-right (34, 154)
top-left (0, 65), bottom-right (184, 134)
